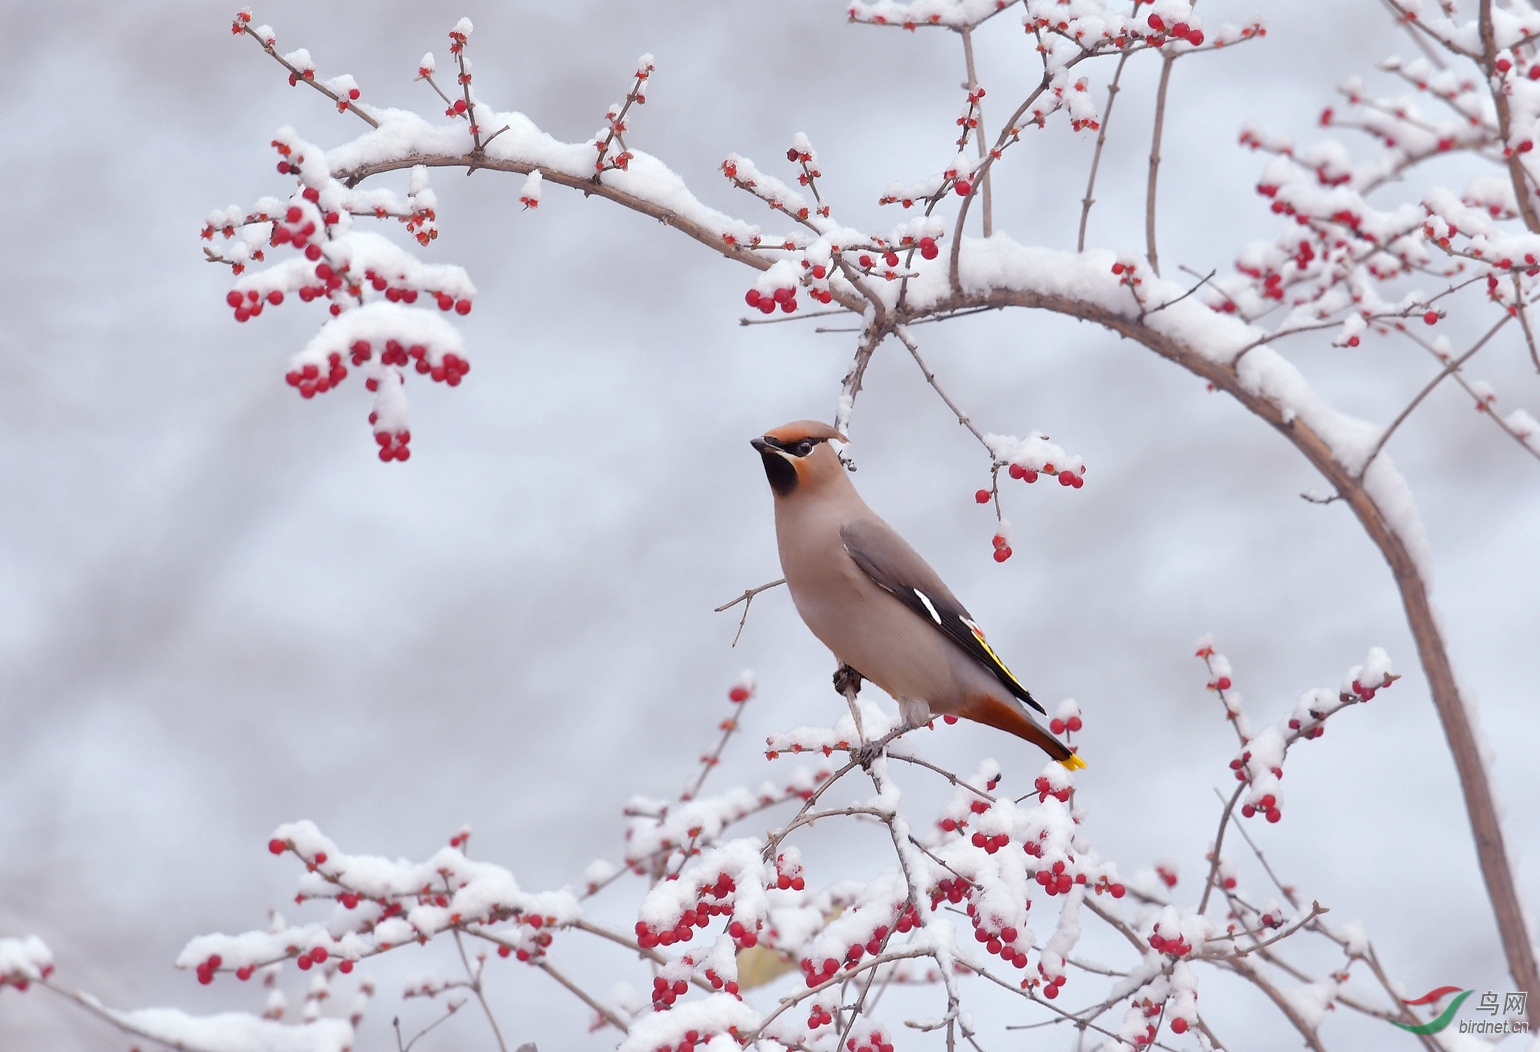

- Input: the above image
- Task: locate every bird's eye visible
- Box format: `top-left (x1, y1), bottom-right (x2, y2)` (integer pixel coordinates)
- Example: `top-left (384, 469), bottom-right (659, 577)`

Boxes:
top-left (795, 439), bottom-right (816, 457)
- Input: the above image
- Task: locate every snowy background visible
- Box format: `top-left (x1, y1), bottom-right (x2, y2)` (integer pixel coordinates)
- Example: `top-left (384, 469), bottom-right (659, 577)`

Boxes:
top-left (1, 1), bottom-right (1536, 1049)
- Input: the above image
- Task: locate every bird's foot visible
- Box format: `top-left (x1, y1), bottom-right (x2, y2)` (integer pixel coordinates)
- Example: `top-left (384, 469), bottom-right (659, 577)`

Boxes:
top-left (855, 721), bottom-right (917, 770)
top-left (856, 740), bottom-right (883, 770)
top-left (833, 664), bottom-right (863, 698)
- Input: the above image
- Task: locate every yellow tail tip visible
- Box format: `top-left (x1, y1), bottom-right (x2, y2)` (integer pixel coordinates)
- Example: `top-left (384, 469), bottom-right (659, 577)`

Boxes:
top-left (1058, 753), bottom-right (1087, 771)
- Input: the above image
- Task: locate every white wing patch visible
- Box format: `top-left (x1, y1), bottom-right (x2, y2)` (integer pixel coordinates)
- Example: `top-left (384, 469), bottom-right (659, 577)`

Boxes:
top-left (914, 588), bottom-right (943, 624)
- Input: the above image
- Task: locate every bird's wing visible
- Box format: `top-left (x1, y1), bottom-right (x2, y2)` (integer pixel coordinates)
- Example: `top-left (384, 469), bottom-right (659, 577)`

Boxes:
top-left (840, 519), bottom-right (1044, 714)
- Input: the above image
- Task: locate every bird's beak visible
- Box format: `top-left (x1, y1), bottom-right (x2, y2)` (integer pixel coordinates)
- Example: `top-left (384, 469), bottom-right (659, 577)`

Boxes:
top-left (751, 436), bottom-right (789, 458)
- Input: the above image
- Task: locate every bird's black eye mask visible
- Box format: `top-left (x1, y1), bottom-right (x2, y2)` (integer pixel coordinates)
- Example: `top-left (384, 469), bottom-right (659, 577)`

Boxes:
top-left (753, 435), bottom-right (828, 495)
top-left (761, 436), bottom-right (826, 458)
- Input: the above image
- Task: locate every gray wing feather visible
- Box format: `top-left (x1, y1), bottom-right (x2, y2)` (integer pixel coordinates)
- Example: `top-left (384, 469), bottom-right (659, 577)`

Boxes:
top-left (840, 519), bottom-right (1043, 714)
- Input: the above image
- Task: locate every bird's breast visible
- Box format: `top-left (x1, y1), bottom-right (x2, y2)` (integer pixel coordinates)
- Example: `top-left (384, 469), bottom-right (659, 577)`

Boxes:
top-left (774, 506), bottom-right (968, 708)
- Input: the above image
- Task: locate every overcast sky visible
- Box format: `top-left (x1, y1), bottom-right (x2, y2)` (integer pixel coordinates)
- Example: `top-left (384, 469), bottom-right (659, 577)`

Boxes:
top-left (2, 2), bottom-right (1537, 1050)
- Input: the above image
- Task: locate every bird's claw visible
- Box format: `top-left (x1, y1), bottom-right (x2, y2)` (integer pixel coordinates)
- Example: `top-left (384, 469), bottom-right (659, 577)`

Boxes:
top-left (833, 664), bottom-right (863, 697)
top-left (856, 741), bottom-right (882, 769)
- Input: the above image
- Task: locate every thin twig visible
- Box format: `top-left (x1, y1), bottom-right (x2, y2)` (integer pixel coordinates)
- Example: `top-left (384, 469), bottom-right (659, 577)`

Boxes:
top-left (1196, 784), bottom-right (1247, 915)
top-left (1142, 268), bottom-right (1216, 319)
top-left (1358, 311), bottom-right (1511, 477)
top-left (236, 21), bottom-right (379, 128)
top-left (536, 960), bottom-right (630, 1033)
top-left (394, 1002), bottom-right (461, 1052)
top-left (713, 578), bottom-right (785, 647)
top-left (894, 327), bottom-right (991, 452)
top-left (1145, 53), bottom-right (1176, 276)
top-left (1079, 52), bottom-right (1129, 252)
top-left (740, 307), bottom-right (849, 326)
top-left (448, 931), bottom-right (507, 1052)
top-left (960, 26), bottom-right (992, 237)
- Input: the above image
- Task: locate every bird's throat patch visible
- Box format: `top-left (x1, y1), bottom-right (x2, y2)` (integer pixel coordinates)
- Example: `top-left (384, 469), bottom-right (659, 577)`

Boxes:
top-left (760, 449), bottom-right (798, 495)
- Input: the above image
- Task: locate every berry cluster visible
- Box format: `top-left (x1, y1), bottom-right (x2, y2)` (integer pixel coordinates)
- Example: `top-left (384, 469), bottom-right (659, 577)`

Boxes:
top-left (652, 1030), bottom-right (720, 1052)
top-left (1148, 928), bottom-right (1193, 957)
top-left (1031, 774), bottom-right (1072, 804)
top-left (744, 284), bottom-right (798, 314)
top-left (1144, 13), bottom-right (1205, 46)
top-left (650, 972), bottom-right (690, 1009)
top-left (374, 428), bottom-right (412, 462)
top-left (967, 908), bottom-right (1027, 968)
top-left (990, 530), bottom-right (1013, 563)
top-left (702, 967), bottom-right (739, 996)
top-left (285, 353), bottom-right (348, 398)
top-left (846, 1027), bottom-right (894, 1052)
top-left (1033, 858), bottom-right (1080, 897)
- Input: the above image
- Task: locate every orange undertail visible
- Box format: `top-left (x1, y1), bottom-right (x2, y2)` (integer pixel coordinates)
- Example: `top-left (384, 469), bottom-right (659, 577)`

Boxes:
top-left (957, 694), bottom-right (1086, 770)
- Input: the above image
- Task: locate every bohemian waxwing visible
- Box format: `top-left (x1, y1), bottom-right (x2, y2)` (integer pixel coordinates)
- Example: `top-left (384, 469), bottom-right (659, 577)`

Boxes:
top-left (752, 420), bottom-right (1084, 769)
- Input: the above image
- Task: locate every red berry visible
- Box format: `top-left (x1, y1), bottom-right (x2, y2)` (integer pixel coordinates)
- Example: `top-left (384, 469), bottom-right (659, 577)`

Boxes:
top-left (1171, 1019), bottom-right (1188, 1034)
top-left (268, 839), bottom-right (286, 855)
top-left (729, 686), bottom-right (751, 702)
top-left (993, 546), bottom-right (1012, 562)
top-left (455, 299), bottom-right (472, 315)
top-left (974, 489), bottom-right (991, 503)
top-left (1050, 718), bottom-right (1066, 734)
top-left (305, 244), bottom-right (322, 261)
top-left (338, 960), bottom-right (354, 973)
top-left (745, 289), bottom-right (762, 307)
top-left (1058, 470), bottom-right (1075, 486)
top-left (954, 179), bottom-right (972, 196)
top-left (313, 852), bottom-right (327, 865)
top-left (1008, 463), bottom-right (1024, 479)
top-left (237, 966), bottom-right (253, 981)
top-left (267, 290), bottom-right (284, 305)
top-left (296, 955), bottom-right (312, 971)
top-left (226, 290), bottom-right (244, 308)
top-left (1066, 716), bottom-right (1082, 732)
top-left (1147, 13), bottom-right (1164, 30)
top-left (1216, 676), bottom-right (1232, 690)
top-left (1423, 311), bottom-right (1438, 325)
top-left (341, 893), bottom-right (359, 909)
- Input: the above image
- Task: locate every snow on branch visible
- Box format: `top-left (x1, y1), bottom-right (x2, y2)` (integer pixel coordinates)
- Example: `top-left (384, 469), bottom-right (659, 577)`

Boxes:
top-left (11, 657), bottom-right (1463, 1051)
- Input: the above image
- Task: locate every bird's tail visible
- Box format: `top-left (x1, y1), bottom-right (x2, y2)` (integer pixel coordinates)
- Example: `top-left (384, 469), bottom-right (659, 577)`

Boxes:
top-left (959, 694), bottom-right (1086, 770)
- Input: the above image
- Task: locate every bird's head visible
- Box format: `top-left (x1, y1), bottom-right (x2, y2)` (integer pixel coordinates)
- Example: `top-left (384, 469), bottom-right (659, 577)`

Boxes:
top-left (751, 420), bottom-right (849, 497)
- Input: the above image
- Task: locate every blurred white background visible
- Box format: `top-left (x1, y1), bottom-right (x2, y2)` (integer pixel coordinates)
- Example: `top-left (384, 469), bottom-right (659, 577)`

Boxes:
top-left (1, 2), bottom-right (1536, 1048)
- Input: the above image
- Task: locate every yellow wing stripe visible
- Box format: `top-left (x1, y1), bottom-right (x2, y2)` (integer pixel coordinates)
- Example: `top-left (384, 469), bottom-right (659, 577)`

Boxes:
top-left (961, 618), bottom-right (1030, 695)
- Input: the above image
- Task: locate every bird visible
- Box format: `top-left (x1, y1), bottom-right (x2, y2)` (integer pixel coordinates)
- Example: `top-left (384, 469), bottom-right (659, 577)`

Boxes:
top-left (751, 420), bottom-right (1083, 769)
